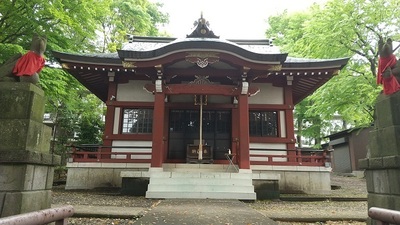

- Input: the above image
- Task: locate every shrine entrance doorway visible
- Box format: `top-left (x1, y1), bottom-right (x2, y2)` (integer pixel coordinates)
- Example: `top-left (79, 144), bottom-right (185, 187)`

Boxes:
top-left (168, 109), bottom-right (232, 161)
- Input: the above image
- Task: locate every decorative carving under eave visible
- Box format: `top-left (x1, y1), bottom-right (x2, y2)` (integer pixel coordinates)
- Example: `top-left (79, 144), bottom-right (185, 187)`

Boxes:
top-left (268, 65), bottom-right (282, 71)
top-left (122, 61), bottom-right (136, 68)
top-left (187, 13), bottom-right (219, 38)
top-left (286, 76), bottom-right (294, 86)
top-left (155, 64), bottom-right (163, 93)
top-left (155, 79), bottom-right (162, 92)
top-left (186, 52), bottom-right (219, 68)
top-left (332, 69), bottom-right (339, 75)
top-left (61, 63), bottom-right (70, 69)
top-left (241, 81), bottom-right (249, 95)
top-left (189, 75), bottom-right (213, 85)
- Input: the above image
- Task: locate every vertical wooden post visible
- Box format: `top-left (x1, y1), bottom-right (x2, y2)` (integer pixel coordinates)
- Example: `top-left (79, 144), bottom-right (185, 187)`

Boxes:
top-left (238, 94), bottom-right (250, 169)
top-left (198, 95), bottom-right (203, 160)
top-left (151, 93), bottom-right (165, 167)
top-left (284, 85), bottom-right (296, 162)
top-left (103, 79), bottom-right (117, 157)
top-left (231, 107), bottom-right (239, 162)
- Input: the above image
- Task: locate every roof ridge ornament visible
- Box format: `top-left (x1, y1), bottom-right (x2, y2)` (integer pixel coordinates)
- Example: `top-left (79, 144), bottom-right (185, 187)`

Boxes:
top-left (187, 13), bottom-right (219, 39)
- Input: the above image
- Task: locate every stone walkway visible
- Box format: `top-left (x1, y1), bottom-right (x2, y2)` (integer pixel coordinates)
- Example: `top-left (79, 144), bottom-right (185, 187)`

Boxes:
top-left (135, 199), bottom-right (277, 225)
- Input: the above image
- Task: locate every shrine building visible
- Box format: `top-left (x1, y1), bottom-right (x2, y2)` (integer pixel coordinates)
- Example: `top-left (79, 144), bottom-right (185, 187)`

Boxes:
top-left (53, 16), bottom-right (349, 200)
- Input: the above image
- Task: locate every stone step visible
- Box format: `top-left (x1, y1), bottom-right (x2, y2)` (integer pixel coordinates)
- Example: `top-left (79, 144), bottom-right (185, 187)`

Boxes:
top-left (147, 184), bottom-right (255, 192)
top-left (149, 177), bottom-right (252, 186)
top-left (150, 171), bottom-right (253, 179)
top-left (145, 191), bottom-right (256, 200)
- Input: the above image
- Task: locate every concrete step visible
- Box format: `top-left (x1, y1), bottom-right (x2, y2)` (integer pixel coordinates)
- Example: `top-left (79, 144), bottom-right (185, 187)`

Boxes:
top-left (145, 191), bottom-right (256, 200)
top-left (149, 177), bottom-right (252, 186)
top-left (150, 171), bottom-right (253, 179)
top-left (145, 170), bottom-right (256, 200)
top-left (147, 184), bottom-right (254, 192)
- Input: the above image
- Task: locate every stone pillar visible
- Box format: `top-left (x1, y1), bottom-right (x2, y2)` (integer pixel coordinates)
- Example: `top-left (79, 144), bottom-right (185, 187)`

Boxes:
top-left (0, 82), bottom-right (60, 217)
top-left (359, 92), bottom-right (400, 225)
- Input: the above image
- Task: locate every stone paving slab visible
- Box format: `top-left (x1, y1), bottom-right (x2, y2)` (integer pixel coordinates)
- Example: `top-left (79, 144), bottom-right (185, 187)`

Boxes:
top-left (135, 199), bottom-right (277, 225)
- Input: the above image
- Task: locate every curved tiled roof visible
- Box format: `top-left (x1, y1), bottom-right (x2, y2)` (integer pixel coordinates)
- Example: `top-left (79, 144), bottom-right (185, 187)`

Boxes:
top-left (53, 17), bottom-right (349, 104)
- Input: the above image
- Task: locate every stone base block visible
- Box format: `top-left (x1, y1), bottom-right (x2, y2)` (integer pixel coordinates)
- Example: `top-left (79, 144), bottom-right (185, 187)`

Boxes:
top-left (279, 171), bottom-right (331, 195)
top-left (368, 126), bottom-right (400, 158)
top-left (364, 169), bottom-right (400, 195)
top-left (0, 120), bottom-right (51, 152)
top-left (0, 164), bottom-right (55, 191)
top-left (0, 190), bottom-right (51, 217)
top-left (368, 193), bottom-right (400, 212)
top-left (66, 167), bottom-right (123, 189)
top-left (375, 92), bottom-right (400, 129)
top-left (0, 82), bottom-right (45, 122)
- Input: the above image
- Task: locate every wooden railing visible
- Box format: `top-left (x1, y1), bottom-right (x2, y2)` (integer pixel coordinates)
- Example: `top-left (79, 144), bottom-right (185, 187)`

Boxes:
top-left (69, 145), bottom-right (152, 163)
top-left (249, 148), bottom-right (330, 167)
top-left (69, 145), bottom-right (330, 167)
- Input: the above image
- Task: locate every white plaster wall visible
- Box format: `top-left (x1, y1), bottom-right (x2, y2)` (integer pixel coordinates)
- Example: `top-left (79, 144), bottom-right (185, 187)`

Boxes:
top-left (111, 140), bottom-right (152, 160)
top-left (249, 83), bottom-right (284, 104)
top-left (169, 95), bottom-right (193, 103)
top-left (113, 107), bottom-right (121, 134)
top-left (117, 80), bottom-right (154, 102)
top-left (168, 95), bottom-right (231, 104)
top-left (279, 111), bottom-right (286, 138)
top-left (249, 143), bottom-right (287, 162)
top-left (208, 95), bottom-right (231, 104)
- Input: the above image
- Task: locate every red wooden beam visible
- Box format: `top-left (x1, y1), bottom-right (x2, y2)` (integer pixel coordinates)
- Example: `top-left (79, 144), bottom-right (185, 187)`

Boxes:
top-left (144, 83), bottom-right (260, 96)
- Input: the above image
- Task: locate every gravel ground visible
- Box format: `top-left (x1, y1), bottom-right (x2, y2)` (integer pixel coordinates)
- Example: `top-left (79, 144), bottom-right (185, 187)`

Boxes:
top-left (52, 173), bottom-right (368, 225)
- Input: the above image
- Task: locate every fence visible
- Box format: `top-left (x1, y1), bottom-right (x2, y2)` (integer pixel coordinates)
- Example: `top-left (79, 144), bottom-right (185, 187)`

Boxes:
top-left (69, 144), bottom-right (330, 166)
top-left (0, 205), bottom-right (74, 225)
top-left (249, 148), bottom-right (330, 166)
top-left (70, 145), bottom-right (152, 163)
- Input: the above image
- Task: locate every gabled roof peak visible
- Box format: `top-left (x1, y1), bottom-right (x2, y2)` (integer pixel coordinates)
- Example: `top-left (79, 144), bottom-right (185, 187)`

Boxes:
top-left (187, 13), bottom-right (219, 39)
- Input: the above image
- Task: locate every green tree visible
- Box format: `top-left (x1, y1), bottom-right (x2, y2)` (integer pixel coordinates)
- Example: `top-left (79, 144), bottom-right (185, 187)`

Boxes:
top-left (97, 0), bottom-right (169, 52)
top-left (0, 0), bottom-right (168, 159)
top-left (266, 0), bottom-right (400, 147)
top-left (0, 0), bottom-right (102, 53)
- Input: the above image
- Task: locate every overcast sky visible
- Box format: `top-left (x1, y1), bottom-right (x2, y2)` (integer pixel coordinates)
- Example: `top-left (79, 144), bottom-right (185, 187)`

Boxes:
top-left (154, 0), bottom-right (327, 39)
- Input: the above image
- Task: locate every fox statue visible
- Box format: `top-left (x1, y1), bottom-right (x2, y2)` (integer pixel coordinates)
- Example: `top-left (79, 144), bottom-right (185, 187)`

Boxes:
top-left (0, 34), bottom-right (46, 85)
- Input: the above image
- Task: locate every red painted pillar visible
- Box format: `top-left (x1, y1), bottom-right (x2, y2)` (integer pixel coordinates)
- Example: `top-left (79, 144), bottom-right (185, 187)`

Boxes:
top-left (231, 107), bottom-right (239, 163)
top-left (284, 85), bottom-right (296, 162)
top-left (238, 94), bottom-right (250, 169)
top-left (103, 81), bottom-right (117, 155)
top-left (151, 93), bottom-right (165, 167)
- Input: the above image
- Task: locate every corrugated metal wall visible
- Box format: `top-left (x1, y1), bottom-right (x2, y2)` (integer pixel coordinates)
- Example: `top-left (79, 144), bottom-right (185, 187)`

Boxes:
top-left (333, 144), bottom-right (352, 173)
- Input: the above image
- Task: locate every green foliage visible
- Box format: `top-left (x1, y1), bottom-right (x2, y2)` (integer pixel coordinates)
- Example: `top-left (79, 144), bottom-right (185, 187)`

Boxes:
top-left (97, 0), bottom-right (169, 52)
top-left (0, 0), bottom-right (168, 163)
top-left (267, 0), bottom-right (400, 147)
top-left (0, 44), bottom-right (24, 64)
top-left (0, 0), bottom-right (100, 53)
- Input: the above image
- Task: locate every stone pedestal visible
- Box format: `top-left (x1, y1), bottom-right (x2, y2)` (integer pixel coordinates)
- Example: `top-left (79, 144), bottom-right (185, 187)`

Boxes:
top-left (360, 91), bottom-right (400, 224)
top-left (0, 82), bottom-right (60, 217)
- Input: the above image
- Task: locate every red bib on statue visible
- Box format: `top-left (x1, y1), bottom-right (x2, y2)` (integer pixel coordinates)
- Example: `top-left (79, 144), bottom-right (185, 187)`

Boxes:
top-left (12, 51), bottom-right (45, 76)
